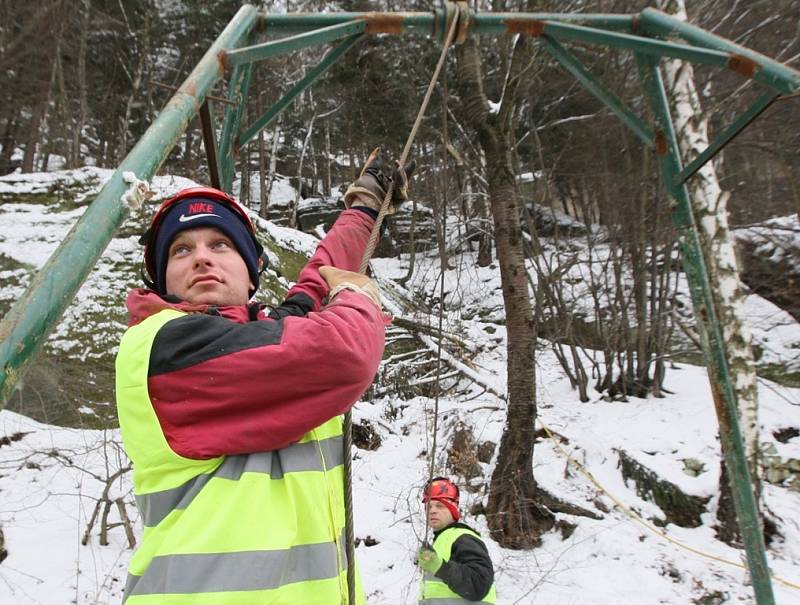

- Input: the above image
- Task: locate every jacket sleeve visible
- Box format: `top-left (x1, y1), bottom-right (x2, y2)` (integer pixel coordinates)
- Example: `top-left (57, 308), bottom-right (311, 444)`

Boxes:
top-left (435, 534), bottom-right (495, 602)
top-left (146, 290), bottom-right (386, 458)
top-left (266, 292), bottom-right (315, 321)
top-left (281, 208), bottom-right (377, 312)
top-left (265, 208), bottom-right (376, 320)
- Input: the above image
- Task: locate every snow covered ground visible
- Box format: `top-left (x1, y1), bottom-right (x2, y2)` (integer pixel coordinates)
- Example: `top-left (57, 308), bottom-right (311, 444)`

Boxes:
top-left (1, 169), bottom-right (799, 604)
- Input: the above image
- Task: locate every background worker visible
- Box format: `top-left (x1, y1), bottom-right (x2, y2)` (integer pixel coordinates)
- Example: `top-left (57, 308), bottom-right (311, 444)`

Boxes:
top-left (417, 476), bottom-right (497, 604)
top-left (116, 154), bottom-right (412, 604)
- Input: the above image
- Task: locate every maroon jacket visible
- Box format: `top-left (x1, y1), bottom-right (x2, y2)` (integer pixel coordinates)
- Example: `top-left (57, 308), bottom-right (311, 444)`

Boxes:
top-left (123, 209), bottom-right (387, 459)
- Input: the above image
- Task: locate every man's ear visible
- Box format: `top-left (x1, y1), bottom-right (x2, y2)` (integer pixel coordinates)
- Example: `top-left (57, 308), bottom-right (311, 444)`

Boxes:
top-left (252, 257), bottom-right (263, 291)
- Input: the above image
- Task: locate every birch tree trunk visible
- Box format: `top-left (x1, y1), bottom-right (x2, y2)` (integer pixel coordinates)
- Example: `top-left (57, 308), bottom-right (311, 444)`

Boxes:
top-left (657, 0), bottom-right (762, 542)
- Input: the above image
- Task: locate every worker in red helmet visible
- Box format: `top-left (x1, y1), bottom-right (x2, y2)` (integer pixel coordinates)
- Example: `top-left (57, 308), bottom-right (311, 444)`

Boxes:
top-left (115, 152), bottom-right (414, 605)
top-left (417, 477), bottom-right (497, 604)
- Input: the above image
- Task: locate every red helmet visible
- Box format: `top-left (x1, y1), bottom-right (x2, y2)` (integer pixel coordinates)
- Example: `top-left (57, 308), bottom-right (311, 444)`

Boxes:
top-left (423, 477), bottom-right (461, 521)
top-left (422, 477), bottom-right (460, 504)
top-left (139, 186), bottom-right (263, 295)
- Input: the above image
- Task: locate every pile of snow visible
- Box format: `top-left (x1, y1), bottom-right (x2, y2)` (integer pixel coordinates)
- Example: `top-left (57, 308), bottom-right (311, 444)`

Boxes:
top-left (734, 216), bottom-right (800, 266)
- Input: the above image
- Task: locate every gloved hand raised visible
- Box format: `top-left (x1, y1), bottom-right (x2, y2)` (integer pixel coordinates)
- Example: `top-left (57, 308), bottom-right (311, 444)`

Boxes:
top-left (319, 265), bottom-right (382, 310)
top-left (416, 547), bottom-right (443, 574)
top-left (344, 147), bottom-right (416, 214)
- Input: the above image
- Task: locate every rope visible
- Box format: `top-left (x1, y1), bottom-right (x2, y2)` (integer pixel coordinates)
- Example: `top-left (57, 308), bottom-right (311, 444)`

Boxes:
top-left (536, 417), bottom-right (800, 591)
top-left (342, 9), bottom-right (462, 603)
top-left (422, 70), bottom-right (452, 548)
top-left (423, 273), bottom-right (446, 547)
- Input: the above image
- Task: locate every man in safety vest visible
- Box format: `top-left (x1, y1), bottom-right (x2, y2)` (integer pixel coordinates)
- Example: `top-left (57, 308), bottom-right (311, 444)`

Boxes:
top-left (115, 153), bottom-right (413, 604)
top-left (417, 477), bottom-right (496, 604)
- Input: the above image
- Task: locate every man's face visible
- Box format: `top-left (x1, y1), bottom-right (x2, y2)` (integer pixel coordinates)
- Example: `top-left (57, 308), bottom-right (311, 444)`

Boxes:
top-left (165, 227), bottom-right (252, 306)
top-left (426, 499), bottom-right (454, 531)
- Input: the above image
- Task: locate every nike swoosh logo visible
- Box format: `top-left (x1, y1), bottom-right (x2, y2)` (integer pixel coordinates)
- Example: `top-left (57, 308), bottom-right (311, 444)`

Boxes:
top-left (178, 213), bottom-right (220, 222)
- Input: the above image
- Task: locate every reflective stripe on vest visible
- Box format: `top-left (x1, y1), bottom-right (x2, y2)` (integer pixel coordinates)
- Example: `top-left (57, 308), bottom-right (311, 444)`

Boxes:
top-left (116, 308), bottom-right (363, 604)
top-left (137, 436), bottom-right (344, 527)
top-left (125, 531), bottom-right (348, 597)
top-left (419, 527), bottom-right (497, 604)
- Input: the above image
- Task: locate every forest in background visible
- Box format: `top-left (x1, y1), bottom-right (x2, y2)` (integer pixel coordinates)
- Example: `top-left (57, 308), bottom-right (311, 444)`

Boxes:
top-left (2, 0), bottom-right (798, 222)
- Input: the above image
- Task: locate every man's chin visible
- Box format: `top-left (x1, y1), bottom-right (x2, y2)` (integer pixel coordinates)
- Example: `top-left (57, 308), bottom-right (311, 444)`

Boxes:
top-left (184, 288), bottom-right (242, 307)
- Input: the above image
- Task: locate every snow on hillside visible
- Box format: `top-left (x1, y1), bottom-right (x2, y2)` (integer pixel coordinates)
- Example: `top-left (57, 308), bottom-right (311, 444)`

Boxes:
top-left (1, 169), bottom-right (800, 604)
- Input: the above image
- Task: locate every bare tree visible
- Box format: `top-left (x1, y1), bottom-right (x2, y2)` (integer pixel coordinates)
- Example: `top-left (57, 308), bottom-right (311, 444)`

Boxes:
top-left (455, 31), bottom-right (554, 547)
top-left (70, 0), bottom-right (90, 168)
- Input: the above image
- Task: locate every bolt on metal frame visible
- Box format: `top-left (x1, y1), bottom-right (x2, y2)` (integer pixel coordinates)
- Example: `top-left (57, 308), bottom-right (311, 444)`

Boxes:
top-left (1, 4), bottom-right (798, 603)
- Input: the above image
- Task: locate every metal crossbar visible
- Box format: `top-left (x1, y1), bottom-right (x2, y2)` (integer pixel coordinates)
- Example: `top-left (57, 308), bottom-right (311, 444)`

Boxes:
top-left (224, 20), bottom-right (367, 68)
top-left (674, 91), bottom-right (780, 186)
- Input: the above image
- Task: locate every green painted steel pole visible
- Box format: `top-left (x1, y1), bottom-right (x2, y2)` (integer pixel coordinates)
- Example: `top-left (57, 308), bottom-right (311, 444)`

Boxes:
top-left (224, 20), bottom-right (366, 68)
top-left (262, 11), bottom-right (435, 35)
top-left (540, 20), bottom-right (732, 67)
top-left (637, 52), bottom-right (776, 605)
top-left (639, 8), bottom-right (800, 96)
top-left (257, 7), bottom-right (799, 96)
top-left (218, 63), bottom-right (254, 193)
top-left (468, 12), bottom-right (634, 33)
top-left (260, 11), bottom-right (634, 35)
top-left (540, 35), bottom-right (654, 147)
top-left (0, 4), bottom-right (260, 407)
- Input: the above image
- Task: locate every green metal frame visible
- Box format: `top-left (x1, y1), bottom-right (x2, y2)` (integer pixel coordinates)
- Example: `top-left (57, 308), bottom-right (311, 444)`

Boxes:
top-left (260, 11), bottom-right (636, 35)
top-left (1, 5), bottom-right (799, 603)
top-left (541, 20), bottom-right (736, 66)
top-left (637, 50), bottom-right (775, 605)
top-left (218, 63), bottom-right (254, 191)
top-left (639, 8), bottom-right (800, 95)
top-left (225, 20), bottom-right (366, 68)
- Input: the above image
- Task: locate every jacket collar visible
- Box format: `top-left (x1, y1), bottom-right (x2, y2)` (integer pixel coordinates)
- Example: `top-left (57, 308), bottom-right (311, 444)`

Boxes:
top-left (433, 521), bottom-right (477, 539)
top-left (125, 288), bottom-right (264, 327)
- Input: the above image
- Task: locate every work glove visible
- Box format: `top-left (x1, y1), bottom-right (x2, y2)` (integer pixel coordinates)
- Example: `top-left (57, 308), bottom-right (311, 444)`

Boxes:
top-left (319, 265), bottom-right (382, 310)
top-left (416, 547), bottom-right (443, 575)
top-left (344, 146), bottom-right (416, 214)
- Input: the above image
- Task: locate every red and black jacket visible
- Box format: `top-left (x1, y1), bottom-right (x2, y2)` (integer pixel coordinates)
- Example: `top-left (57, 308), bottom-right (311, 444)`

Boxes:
top-left (123, 209), bottom-right (387, 459)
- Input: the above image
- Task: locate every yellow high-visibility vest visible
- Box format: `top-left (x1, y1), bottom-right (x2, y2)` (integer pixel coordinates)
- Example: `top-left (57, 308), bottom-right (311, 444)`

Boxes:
top-left (116, 308), bottom-right (363, 604)
top-left (420, 526), bottom-right (496, 604)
